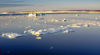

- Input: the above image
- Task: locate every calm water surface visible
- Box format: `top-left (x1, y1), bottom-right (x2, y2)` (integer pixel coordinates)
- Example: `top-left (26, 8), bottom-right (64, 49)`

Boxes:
top-left (0, 14), bottom-right (100, 55)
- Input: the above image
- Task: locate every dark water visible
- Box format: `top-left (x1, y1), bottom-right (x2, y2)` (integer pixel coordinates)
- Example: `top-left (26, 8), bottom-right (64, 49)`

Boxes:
top-left (0, 14), bottom-right (100, 55)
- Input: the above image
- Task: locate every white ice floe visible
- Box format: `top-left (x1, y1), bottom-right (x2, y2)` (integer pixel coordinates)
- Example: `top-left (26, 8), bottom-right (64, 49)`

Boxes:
top-left (28, 13), bottom-right (36, 17)
top-left (1, 33), bottom-right (22, 39)
top-left (24, 29), bottom-right (49, 37)
top-left (36, 36), bottom-right (42, 40)
top-left (63, 28), bottom-right (74, 33)
top-left (24, 27), bottom-right (75, 37)
top-left (67, 23), bottom-right (89, 28)
top-left (47, 27), bottom-right (68, 33)
top-left (59, 27), bottom-right (75, 33)
top-left (50, 19), bottom-right (67, 23)
top-left (24, 29), bottom-right (37, 36)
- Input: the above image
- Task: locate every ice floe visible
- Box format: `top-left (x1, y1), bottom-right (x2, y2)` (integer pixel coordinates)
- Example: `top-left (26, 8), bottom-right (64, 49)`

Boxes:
top-left (24, 27), bottom-right (75, 37)
top-left (63, 28), bottom-right (74, 33)
top-left (67, 23), bottom-right (89, 28)
top-left (28, 13), bottom-right (37, 17)
top-left (24, 29), bottom-right (49, 37)
top-left (50, 19), bottom-right (67, 23)
top-left (36, 36), bottom-right (42, 40)
top-left (1, 33), bottom-right (22, 39)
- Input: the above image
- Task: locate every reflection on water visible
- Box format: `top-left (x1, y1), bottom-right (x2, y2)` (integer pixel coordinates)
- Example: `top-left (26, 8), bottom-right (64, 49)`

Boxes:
top-left (0, 13), bottom-right (100, 55)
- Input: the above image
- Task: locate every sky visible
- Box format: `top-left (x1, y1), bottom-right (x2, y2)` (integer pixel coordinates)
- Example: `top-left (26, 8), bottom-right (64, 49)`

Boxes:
top-left (0, 0), bottom-right (100, 11)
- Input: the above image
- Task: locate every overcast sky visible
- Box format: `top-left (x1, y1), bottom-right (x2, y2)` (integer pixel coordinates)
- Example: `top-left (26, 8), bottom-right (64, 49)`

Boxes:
top-left (0, 0), bottom-right (100, 11)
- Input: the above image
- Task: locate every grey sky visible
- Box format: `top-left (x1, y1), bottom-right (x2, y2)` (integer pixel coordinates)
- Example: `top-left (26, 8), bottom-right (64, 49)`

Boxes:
top-left (0, 0), bottom-right (100, 11)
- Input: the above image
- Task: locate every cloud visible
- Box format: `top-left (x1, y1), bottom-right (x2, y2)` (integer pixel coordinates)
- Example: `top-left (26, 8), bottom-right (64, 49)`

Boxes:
top-left (0, 0), bottom-right (25, 3)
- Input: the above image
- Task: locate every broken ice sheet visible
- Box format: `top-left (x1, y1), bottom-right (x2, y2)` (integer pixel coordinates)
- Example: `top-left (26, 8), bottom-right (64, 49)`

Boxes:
top-left (24, 26), bottom-right (75, 37)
